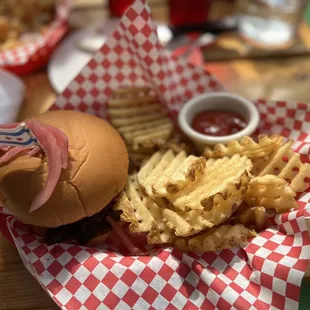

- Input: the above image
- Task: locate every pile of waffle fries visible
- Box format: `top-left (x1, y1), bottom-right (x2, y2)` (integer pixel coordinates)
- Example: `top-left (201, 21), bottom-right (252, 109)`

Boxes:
top-left (108, 87), bottom-right (310, 253)
top-left (108, 87), bottom-right (193, 169)
top-left (0, 0), bottom-right (55, 50)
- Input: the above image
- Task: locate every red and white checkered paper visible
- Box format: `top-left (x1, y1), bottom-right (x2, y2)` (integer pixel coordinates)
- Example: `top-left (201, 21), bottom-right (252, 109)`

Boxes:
top-left (0, 0), bottom-right (71, 75)
top-left (1, 0), bottom-right (310, 309)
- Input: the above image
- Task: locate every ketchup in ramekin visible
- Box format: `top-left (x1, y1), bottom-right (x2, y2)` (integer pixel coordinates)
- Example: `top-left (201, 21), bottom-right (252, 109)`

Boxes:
top-left (191, 110), bottom-right (248, 137)
top-left (178, 92), bottom-right (260, 151)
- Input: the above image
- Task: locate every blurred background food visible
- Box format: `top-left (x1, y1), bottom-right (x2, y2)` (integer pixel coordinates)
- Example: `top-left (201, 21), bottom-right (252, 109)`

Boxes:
top-left (0, 0), bottom-right (55, 50)
top-left (2, 0), bottom-right (310, 101)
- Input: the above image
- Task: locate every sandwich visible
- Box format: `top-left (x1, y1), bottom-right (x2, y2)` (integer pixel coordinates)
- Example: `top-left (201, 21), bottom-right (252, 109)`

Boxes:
top-left (0, 110), bottom-right (141, 252)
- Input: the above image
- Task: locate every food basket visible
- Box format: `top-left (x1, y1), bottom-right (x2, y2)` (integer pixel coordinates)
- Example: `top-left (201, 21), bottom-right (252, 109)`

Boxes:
top-left (1, 1), bottom-right (310, 309)
top-left (0, 0), bottom-right (71, 75)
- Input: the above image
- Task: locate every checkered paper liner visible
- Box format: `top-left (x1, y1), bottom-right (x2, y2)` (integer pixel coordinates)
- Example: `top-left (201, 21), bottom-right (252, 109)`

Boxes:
top-left (1, 0), bottom-right (310, 309)
top-left (0, 0), bottom-right (71, 75)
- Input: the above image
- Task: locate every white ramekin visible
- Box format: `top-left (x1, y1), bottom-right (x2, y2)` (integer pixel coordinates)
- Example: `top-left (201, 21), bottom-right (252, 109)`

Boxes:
top-left (178, 92), bottom-right (260, 151)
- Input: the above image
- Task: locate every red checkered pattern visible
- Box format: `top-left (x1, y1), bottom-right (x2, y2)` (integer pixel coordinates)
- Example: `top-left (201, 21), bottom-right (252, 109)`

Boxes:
top-left (1, 1), bottom-right (310, 309)
top-left (52, 0), bottom-right (223, 118)
top-left (0, 0), bottom-right (71, 75)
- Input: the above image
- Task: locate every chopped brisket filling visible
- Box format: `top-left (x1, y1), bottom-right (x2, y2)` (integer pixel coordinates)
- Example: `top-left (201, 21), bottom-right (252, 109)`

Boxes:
top-left (45, 203), bottom-right (121, 245)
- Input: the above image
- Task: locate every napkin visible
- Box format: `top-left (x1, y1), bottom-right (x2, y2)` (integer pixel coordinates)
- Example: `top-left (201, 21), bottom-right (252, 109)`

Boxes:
top-left (0, 70), bottom-right (25, 124)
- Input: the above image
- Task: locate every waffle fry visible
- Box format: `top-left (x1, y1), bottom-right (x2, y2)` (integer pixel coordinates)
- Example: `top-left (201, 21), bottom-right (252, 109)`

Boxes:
top-left (252, 140), bottom-right (293, 175)
top-left (245, 175), bottom-right (298, 211)
top-left (166, 155), bottom-right (206, 194)
top-left (204, 135), bottom-right (283, 159)
top-left (114, 174), bottom-right (175, 244)
top-left (137, 151), bottom-right (164, 192)
top-left (170, 154), bottom-right (252, 211)
top-left (111, 86), bottom-right (152, 97)
top-left (146, 198), bottom-right (176, 244)
top-left (110, 111), bottom-right (168, 128)
top-left (109, 87), bottom-right (157, 107)
top-left (132, 128), bottom-right (173, 151)
top-left (109, 103), bottom-right (164, 118)
top-left (175, 224), bottom-right (257, 253)
top-left (138, 150), bottom-right (175, 196)
top-left (108, 86), bottom-right (174, 162)
top-left (152, 151), bottom-right (187, 197)
top-left (162, 208), bottom-right (213, 237)
top-left (138, 149), bottom-right (206, 197)
top-left (112, 123), bottom-right (303, 253)
top-left (162, 172), bottom-right (250, 236)
top-left (255, 141), bottom-right (310, 192)
top-left (118, 119), bottom-right (172, 139)
top-left (114, 175), bottom-right (155, 232)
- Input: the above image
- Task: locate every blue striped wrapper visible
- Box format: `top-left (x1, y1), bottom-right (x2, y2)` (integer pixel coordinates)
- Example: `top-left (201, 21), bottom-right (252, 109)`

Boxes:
top-left (0, 123), bottom-right (39, 147)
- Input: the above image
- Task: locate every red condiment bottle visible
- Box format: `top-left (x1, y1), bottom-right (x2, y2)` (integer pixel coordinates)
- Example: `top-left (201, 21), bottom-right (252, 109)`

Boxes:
top-left (169, 0), bottom-right (213, 26)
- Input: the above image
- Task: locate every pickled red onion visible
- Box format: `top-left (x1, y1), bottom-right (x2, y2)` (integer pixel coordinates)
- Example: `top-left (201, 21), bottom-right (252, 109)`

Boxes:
top-left (27, 120), bottom-right (63, 213)
top-left (44, 125), bottom-right (69, 169)
top-left (27, 146), bottom-right (41, 156)
top-left (0, 146), bottom-right (9, 152)
top-left (0, 147), bottom-right (28, 165)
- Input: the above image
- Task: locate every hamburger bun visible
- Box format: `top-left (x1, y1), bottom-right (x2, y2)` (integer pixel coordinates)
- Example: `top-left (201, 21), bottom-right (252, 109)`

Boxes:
top-left (0, 110), bottom-right (129, 227)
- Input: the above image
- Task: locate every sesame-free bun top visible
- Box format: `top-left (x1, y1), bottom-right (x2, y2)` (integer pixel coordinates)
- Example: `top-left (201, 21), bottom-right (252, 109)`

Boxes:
top-left (0, 110), bottom-right (129, 227)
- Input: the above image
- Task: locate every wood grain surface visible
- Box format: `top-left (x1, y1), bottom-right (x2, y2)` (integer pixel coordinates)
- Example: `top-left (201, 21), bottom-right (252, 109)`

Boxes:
top-left (1, 1), bottom-right (310, 309)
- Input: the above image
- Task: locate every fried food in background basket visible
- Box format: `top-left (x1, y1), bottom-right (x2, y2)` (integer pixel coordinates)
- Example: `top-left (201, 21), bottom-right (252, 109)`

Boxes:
top-left (0, 0), bottom-right (55, 50)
